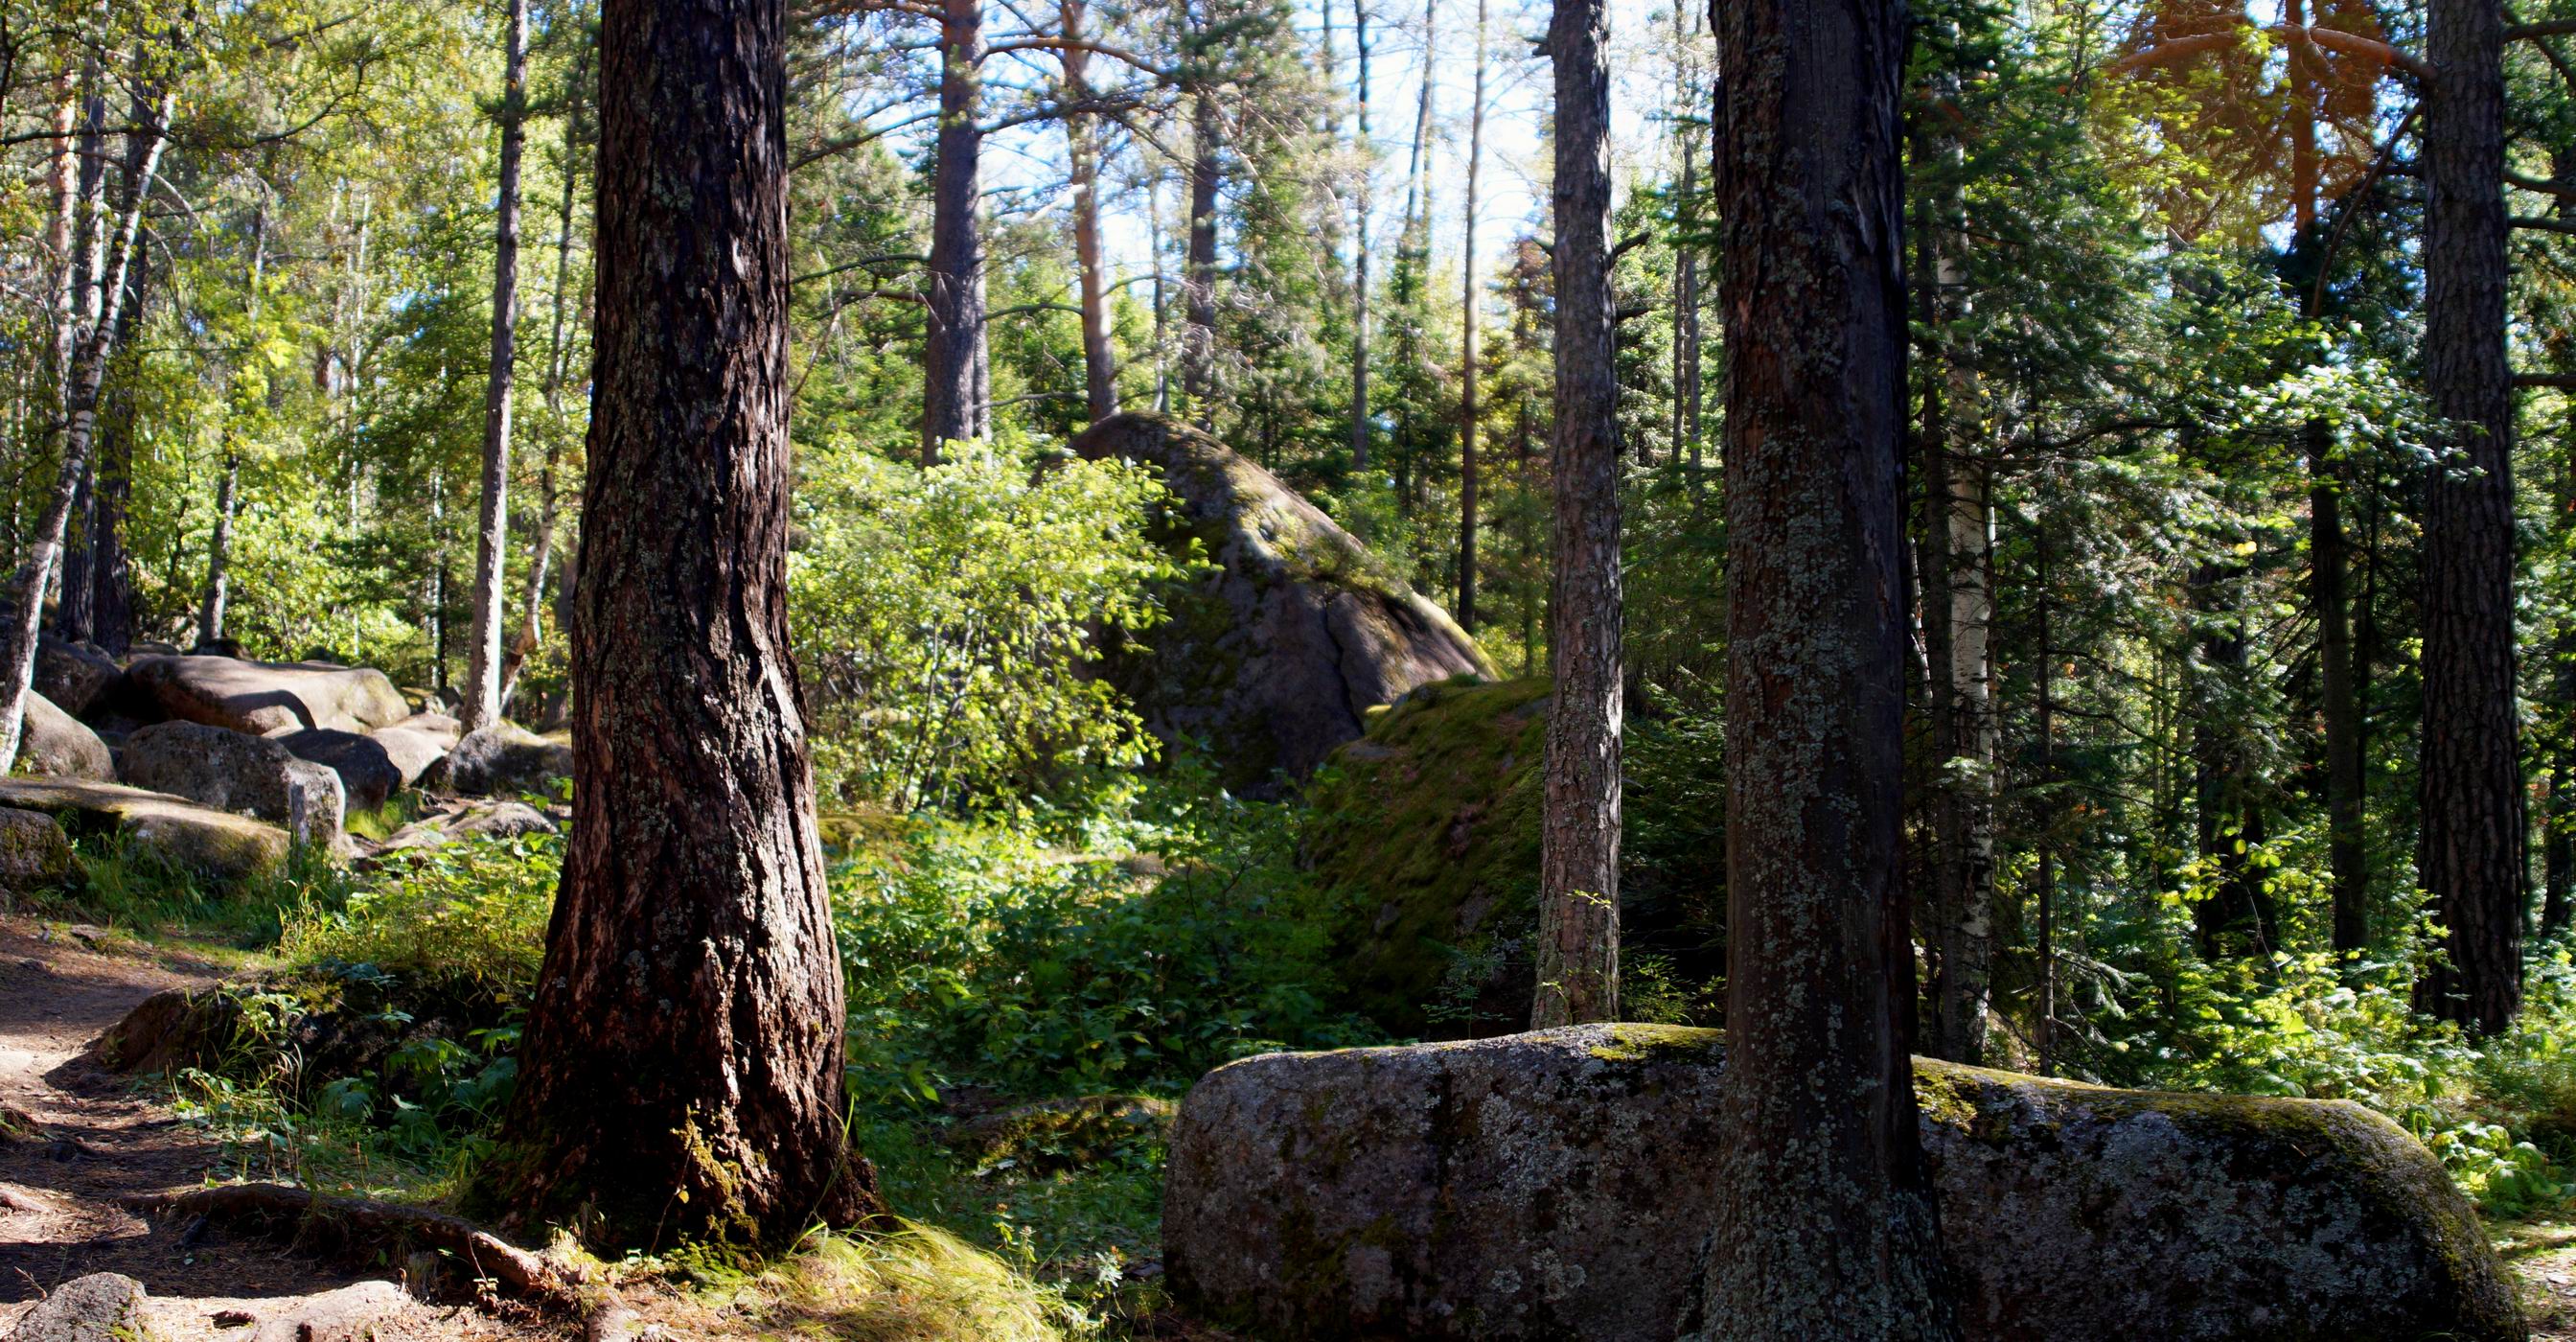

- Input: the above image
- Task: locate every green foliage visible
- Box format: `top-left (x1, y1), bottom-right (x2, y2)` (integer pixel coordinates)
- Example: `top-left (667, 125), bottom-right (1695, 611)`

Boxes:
top-left (278, 833), bottom-right (562, 992)
top-left (792, 435), bottom-right (1194, 813)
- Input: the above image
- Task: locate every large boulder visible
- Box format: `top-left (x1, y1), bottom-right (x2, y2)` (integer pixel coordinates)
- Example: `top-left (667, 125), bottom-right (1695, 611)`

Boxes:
top-left (369, 713), bottom-right (460, 789)
top-left (1071, 413), bottom-right (1495, 796)
top-left (32, 636), bottom-right (120, 718)
top-left (14, 692), bottom-right (112, 782)
top-left (0, 779), bottom-right (289, 881)
top-left (430, 723), bottom-right (570, 797)
top-left (121, 654), bottom-right (410, 738)
top-left (1163, 1026), bottom-right (2524, 1342)
top-left (5, 1271), bottom-right (144, 1342)
top-left (278, 729), bottom-right (403, 813)
top-left (116, 722), bottom-right (344, 845)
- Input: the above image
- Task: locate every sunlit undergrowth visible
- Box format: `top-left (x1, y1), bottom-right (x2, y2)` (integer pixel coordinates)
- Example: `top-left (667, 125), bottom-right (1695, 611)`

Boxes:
top-left (9, 827), bottom-right (355, 949)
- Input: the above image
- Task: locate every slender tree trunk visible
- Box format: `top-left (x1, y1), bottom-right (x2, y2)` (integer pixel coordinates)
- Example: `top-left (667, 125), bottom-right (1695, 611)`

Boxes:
top-left (1456, 0), bottom-right (1487, 632)
top-left (1530, 0), bottom-right (1622, 1030)
top-left (0, 83), bottom-right (169, 769)
top-left (1147, 173), bottom-right (1169, 413)
top-left (1689, 0), bottom-right (1955, 1334)
top-left (2416, 0), bottom-right (2523, 1034)
top-left (1064, 0), bottom-right (1116, 423)
top-left (464, 0), bottom-right (531, 731)
top-left (922, 0), bottom-right (985, 460)
top-left (200, 189), bottom-right (274, 651)
top-left (2312, 422), bottom-right (2369, 953)
top-left (1669, 0), bottom-right (1700, 468)
top-left (88, 263), bottom-right (140, 657)
top-left (2036, 520), bottom-right (2058, 1076)
top-left (1184, 87), bottom-right (1220, 428)
top-left (1347, 4), bottom-right (1372, 474)
top-left (494, 0), bottom-right (881, 1248)
top-left (2547, 148), bottom-right (2576, 940)
top-left (504, 21), bottom-right (594, 713)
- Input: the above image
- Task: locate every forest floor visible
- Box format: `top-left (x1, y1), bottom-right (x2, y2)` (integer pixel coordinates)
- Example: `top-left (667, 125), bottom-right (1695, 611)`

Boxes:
top-left (0, 916), bottom-right (556, 1340)
top-left (2497, 1217), bottom-right (2576, 1341)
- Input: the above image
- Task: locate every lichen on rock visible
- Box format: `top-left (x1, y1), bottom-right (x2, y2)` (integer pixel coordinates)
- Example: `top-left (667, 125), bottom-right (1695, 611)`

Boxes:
top-left (1162, 1025), bottom-right (2527, 1341)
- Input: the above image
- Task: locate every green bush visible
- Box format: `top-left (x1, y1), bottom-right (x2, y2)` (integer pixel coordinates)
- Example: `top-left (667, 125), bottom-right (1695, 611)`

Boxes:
top-left (278, 834), bottom-right (562, 993)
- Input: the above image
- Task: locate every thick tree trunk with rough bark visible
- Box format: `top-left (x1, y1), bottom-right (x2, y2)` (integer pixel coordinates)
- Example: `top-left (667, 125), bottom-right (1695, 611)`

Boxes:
top-left (464, 0), bottom-right (531, 733)
top-left (2416, 0), bottom-right (2523, 1034)
top-left (922, 0), bottom-right (985, 460)
top-left (1529, 0), bottom-right (1621, 1030)
top-left (1687, 0), bottom-right (1956, 1335)
top-left (493, 0), bottom-right (881, 1249)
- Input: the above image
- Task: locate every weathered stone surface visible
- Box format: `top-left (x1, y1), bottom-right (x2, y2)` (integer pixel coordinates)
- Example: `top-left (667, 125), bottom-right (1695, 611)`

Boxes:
top-left (122, 654), bottom-right (410, 738)
top-left (279, 729), bottom-right (403, 812)
top-left (31, 637), bottom-right (119, 719)
top-left (369, 717), bottom-right (456, 789)
top-left (0, 777), bottom-right (288, 881)
top-left (1163, 1025), bottom-right (2524, 1342)
top-left (120, 721), bottom-right (345, 842)
top-left (430, 723), bottom-right (570, 797)
top-left (1071, 413), bottom-right (1495, 796)
top-left (245, 1279), bottom-right (412, 1342)
top-left (13, 693), bottom-right (111, 782)
top-left (0, 807), bottom-right (73, 888)
top-left (4, 1271), bottom-right (143, 1342)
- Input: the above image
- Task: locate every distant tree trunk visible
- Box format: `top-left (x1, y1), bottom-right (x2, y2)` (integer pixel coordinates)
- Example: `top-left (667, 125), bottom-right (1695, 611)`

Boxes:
top-left (1347, 4), bottom-right (1372, 474)
top-left (87, 265), bottom-right (141, 657)
top-left (1669, 0), bottom-right (1701, 470)
top-left (197, 456), bottom-right (239, 646)
top-left (494, 0), bottom-right (882, 1247)
top-left (1530, 0), bottom-right (1621, 1030)
top-left (2035, 521), bottom-right (2058, 1076)
top-left (0, 81), bottom-right (169, 768)
top-left (2415, 0), bottom-right (2523, 1034)
top-left (1689, 0), bottom-right (1956, 1334)
top-left (464, 0), bottom-right (531, 731)
top-left (1064, 0), bottom-right (1116, 423)
top-left (922, 0), bottom-right (985, 460)
top-left (503, 23), bottom-right (593, 714)
top-left (1455, 0), bottom-right (1487, 633)
top-left (2190, 561), bottom-right (2279, 958)
top-left (1184, 87), bottom-right (1220, 428)
top-left (1147, 173), bottom-right (1169, 413)
top-left (2312, 422), bottom-right (2368, 953)
top-left (2547, 148), bottom-right (2576, 941)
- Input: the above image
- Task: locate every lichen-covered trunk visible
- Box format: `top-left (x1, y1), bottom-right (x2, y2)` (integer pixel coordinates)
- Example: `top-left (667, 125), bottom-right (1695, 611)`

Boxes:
top-left (494, 0), bottom-right (880, 1249)
top-left (463, 0), bottom-right (530, 733)
top-left (1690, 0), bottom-right (1955, 1335)
top-left (1529, 0), bottom-right (1621, 1030)
top-left (0, 86), bottom-right (168, 770)
top-left (921, 0), bottom-right (985, 461)
top-left (2415, 0), bottom-right (2523, 1035)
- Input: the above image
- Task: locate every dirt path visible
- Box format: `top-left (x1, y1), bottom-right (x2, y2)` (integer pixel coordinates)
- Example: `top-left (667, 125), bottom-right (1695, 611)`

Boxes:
top-left (0, 918), bottom-right (550, 1340)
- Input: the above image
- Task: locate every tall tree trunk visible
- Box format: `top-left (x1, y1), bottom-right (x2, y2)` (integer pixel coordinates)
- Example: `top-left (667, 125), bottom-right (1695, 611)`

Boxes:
top-left (1456, 0), bottom-right (1487, 633)
top-left (200, 189), bottom-right (273, 651)
top-left (1669, 0), bottom-right (1701, 469)
top-left (464, 0), bottom-right (531, 732)
top-left (2547, 146), bottom-right (2576, 940)
top-left (1530, 0), bottom-right (1622, 1029)
top-left (0, 81), bottom-right (169, 769)
top-left (2035, 521), bottom-right (2058, 1075)
top-left (494, 0), bottom-right (881, 1248)
top-left (1064, 0), bottom-right (1116, 423)
top-left (504, 19), bottom-right (594, 714)
top-left (2312, 422), bottom-right (2368, 953)
top-left (1147, 173), bottom-right (1169, 413)
top-left (1184, 86), bottom-right (1220, 428)
top-left (88, 261), bottom-right (142, 658)
top-left (922, 0), bottom-right (985, 460)
top-left (2416, 0), bottom-right (2523, 1034)
top-left (1689, 0), bottom-right (1955, 1334)
top-left (1347, 4), bottom-right (1372, 474)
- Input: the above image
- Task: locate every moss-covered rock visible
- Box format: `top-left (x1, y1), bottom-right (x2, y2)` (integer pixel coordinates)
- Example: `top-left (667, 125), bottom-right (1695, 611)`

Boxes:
top-left (1071, 414), bottom-right (1495, 798)
top-left (1299, 678), bottom-right (1548, 1035)
top-left (0, 777), bottom-right (288, 883)
top-left (0, 805), bottom-right (74, 888)
top-left (1162, 1026), bottom-right (2525, 1341)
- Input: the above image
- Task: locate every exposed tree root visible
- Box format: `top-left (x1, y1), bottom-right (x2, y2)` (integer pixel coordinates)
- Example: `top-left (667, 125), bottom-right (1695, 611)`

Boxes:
top-left (121, 1182), bottom-right (584, 1308)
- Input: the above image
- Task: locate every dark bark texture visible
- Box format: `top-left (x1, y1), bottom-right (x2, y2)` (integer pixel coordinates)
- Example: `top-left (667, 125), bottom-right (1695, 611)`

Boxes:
top-left (1530, 0), bottom-right (1621, 1030)
top-left (494, 0), bottom-right (880, 1249)
top-left (2416, 0), bottom-right (2524, 1034)
top-left (922, 0), bottom-right (986, 458)
top-left (1688, 0), bottom-right (1956, 1335)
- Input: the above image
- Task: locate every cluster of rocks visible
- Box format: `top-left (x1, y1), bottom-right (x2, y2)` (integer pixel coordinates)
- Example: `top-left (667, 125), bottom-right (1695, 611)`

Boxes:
top-left (2, 638), bottom-right (575, 885)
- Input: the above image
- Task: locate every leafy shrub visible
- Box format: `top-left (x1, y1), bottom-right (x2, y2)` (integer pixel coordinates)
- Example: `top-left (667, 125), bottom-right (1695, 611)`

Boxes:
top-left (279, 834), bottom-right (562, 993)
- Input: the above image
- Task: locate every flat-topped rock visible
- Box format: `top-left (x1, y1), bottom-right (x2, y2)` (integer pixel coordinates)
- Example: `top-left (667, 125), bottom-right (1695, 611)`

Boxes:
top-left (0, 777), bottom-right (288, 882)
top-left (120, 720), bottom-right (345, 844)
top-left (1163, 1025), bottom-right (2524, 1342)
top-left (122, 655), bottom-right (410, 738)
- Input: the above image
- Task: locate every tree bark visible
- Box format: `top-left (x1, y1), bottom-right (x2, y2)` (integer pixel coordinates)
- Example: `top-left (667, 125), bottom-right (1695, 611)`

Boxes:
top-left (921, 0), bottom-right (985, 460)
top-left (2312, 422), bottom-right (2369, 953)
top-left (1455, 0), bottom-right (1487, 633)
top-left (1184, 85), bottom-right (1220, 428)
top-left (465, 0), bottom-right (532, 732)
top-left (1530, 0), bottom-right (1622, 1030)
top-left (0, 81), bottom-right (169, 770)
top-left (2416, 0), bottom-right (2524, 1034)
top-left (200, 188), bottom-right (273, 652)
top-left (493, 0), bottom-right (880, 1248)
top-left (1064, 0), bottom-right (1116, 423)
top-left (1347, 4), bottom-right (1372, 474)
top-left (1688, 0), bottom-right (1955, 1334)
